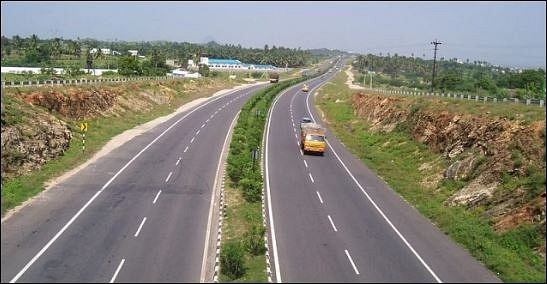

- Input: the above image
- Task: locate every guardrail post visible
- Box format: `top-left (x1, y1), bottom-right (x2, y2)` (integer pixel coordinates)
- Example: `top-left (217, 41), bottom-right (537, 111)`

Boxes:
top-left (540, 100), bottom-right (544, 107)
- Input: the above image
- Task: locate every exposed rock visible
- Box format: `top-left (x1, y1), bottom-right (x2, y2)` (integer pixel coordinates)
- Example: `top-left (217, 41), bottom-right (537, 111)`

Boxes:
top-left (350, 92), bottom-right (546, 257)
top-left (444, 155), bottom-right (480, 181)
top-left (1, 110), bottom-right (71, 180)
top-left (445, 175), bottom-right (498, 208)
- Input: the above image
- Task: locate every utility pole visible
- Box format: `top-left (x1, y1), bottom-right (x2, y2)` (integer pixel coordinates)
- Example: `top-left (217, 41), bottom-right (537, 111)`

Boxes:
top-left (430, 39), bottom-right (442, 92)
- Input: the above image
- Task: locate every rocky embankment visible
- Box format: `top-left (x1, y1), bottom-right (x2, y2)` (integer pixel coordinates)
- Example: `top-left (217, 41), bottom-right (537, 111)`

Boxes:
top-left (351, 92), bottom-right (546, 256)
top-left (1, 79), bottom-right (227, 181)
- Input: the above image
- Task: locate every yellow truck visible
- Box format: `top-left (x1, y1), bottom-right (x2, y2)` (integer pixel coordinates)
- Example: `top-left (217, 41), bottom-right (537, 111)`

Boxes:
top-left (269, 72), bottom-right (279, 83)
top-left (300, 122), bottom-right (326, 155)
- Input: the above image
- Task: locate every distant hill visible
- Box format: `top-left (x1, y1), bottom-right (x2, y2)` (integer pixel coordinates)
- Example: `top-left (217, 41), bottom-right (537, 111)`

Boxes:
top-left (308, 48), bottom-right (350, 57)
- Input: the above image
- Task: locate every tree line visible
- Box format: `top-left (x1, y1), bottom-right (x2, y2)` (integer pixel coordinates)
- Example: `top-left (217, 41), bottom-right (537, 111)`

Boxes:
top-left (353, 53), bottom-right (546, 100)
top-left (1, 34), bottom-right (322, 77)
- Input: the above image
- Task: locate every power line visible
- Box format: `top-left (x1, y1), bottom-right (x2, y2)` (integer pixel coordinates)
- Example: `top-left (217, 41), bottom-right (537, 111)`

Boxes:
top-left (430, 39), bottom-right (442, 92)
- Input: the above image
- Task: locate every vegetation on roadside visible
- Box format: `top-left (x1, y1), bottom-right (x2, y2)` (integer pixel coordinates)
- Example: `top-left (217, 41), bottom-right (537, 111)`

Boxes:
top-left (1, 35), bottom-right (325, 78)
top-left (352, 54), bottom-right (545, 100)
top-left (314, 69), bottom-right (546, 282)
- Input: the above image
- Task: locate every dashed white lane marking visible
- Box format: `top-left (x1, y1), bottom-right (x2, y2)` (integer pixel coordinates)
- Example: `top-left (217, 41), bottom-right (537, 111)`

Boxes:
top-left (345, 250), bottom-right (360, 275)
top-left (165, 172), bottom-right (172, 183)
top-left (327, 215), bottom-right (338, 232)
top-left (110, 258), bottom-right (125, 283)
top-left (134, 217), bottom-right (147, 237)
top-left (316, 191), bottom-right (323, 204)
top-left (308, 173), bottom-right (314, 183)
top-left (153, 190), bottom-right (162, 204)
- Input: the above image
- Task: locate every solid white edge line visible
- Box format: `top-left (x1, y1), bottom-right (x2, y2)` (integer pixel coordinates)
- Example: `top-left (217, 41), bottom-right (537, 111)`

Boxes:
top-left (200, 105), bottom-right (244, 281)
top-left (265, 87), bottom-right (294, 283)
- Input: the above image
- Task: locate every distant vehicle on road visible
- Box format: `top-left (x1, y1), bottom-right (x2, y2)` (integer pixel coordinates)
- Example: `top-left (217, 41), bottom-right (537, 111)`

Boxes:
top-left (269, 72), bottom-right (279, 83)
top-left (302, 84), bottom-right (309, 92)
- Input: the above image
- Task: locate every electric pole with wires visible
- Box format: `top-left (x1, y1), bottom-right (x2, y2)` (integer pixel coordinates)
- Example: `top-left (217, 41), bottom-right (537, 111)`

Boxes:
top-left (430, 39), bottom-right (442, 92)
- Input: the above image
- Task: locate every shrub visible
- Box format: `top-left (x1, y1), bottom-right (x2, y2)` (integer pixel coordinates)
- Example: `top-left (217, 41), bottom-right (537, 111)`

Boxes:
top-left (244, 225), bottom-right (266, 255)
top-left (220, 240), bottom-right (246, 280)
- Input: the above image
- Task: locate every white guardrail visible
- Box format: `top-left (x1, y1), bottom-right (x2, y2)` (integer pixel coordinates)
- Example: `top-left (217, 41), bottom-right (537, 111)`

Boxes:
top-left (362, 87), bottom-right (545, 107)
top-left (0, 76), bottom-right (186, 88)
top-left (2, 75), bottom-right (544, 107)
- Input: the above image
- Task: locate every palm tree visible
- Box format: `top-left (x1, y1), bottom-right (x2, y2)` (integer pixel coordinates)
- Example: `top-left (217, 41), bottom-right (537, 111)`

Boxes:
top-left (85, 48), bottom-right (93, 73)
top-left (69, 40), bottom-right (82, 59)
top-left (52, 37), bottom-right (62, 60)
top-left (30, 34), bottom-right (39, 50)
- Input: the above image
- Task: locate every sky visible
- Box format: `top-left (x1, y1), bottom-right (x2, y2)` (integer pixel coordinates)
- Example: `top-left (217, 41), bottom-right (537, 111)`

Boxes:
top-left (1, 1), bottom-right (546, 69)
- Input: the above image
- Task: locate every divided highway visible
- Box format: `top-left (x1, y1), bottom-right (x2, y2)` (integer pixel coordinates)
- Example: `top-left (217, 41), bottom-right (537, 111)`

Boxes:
top-left (1, 83), bottom-right (268, 282)
top-left (2, 64), bottom-right (503, 283)
top-left (264, 64), bottom-right (501, 282)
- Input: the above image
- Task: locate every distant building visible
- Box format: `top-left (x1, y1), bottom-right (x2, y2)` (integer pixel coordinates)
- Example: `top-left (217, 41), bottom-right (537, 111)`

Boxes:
top-left (165, 59), bottom-right (179, 67)
top-left (170, 68), bottom-right (201, 78)
top-left (89, 48), bottom-right (111, 55)
top-left (242, 63), bottom-right (277, 71)
top-left (128, 50), bottom-right (138, 56)
top-left (191, 57), bottom-right (276, 71)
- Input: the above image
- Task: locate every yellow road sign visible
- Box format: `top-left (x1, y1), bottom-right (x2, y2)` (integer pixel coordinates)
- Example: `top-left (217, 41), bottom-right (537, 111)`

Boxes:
top-left (80, 122), bottom-right (88, 132)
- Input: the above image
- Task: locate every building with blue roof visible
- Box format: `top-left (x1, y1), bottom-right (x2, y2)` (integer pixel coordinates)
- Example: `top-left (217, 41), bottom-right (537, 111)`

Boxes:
top-left (195, 57), bottom-right (276, 71)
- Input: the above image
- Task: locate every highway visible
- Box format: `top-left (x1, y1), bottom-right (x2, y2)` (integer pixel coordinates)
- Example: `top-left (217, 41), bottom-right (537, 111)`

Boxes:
top-left (2, 59), bottom-right (503, 282)
top-left (264, 60), bottom-right (501, 282)
top-left (1, 83), bottom-right (268, 282)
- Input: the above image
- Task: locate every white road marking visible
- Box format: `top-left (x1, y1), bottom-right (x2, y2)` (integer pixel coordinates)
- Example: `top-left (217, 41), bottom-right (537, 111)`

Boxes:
top-left (153, 190), bottom-right (162, 204)
top-left (345, 250), bottom-right (360, 275)
top-left (316, 191), bottom-right (323, 204)
top-left (6, 86), bottom-right (248, 283)
top-left (134, 217), bottom-right (147, 237)
top-left (305, 94), bottom-right (442, 282)
top-left (328, 215), bottom-right (338, 232)
top-left (110, 258), bottom-right (125, 283)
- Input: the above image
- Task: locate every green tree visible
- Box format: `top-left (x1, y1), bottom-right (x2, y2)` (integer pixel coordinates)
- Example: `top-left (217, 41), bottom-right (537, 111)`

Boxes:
top-left (117, 54), bottom-right (141, 76)
top-left (198, 64), bottom-right (210, 77)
